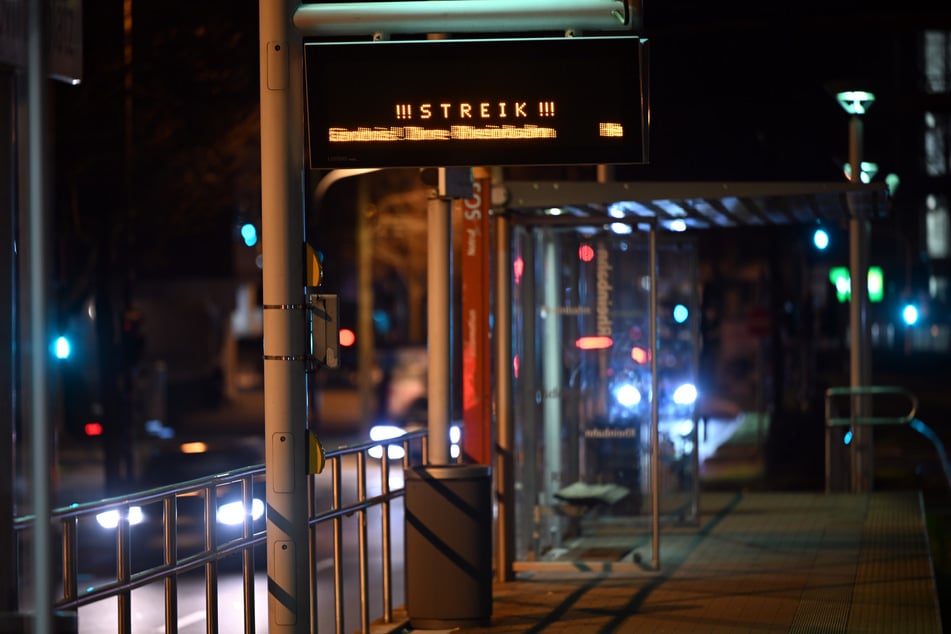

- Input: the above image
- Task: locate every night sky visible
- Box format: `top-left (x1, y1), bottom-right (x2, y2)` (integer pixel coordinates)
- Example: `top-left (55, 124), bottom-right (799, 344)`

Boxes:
top-left (51, 1), bottom-right (951, 285)
top-left (630, 1), bottom-right (948, 182)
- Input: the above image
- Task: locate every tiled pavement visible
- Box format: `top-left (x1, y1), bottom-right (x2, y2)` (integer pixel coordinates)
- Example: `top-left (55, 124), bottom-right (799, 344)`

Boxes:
top-left (378, 490), bottom-right (943, 634)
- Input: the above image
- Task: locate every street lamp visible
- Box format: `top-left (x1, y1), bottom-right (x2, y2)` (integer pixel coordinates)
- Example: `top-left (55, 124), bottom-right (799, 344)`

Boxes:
top-left (842, 161), bottom-right (879, 184)
top-left (836, 89), bottom-right (875, 493)
top-left (836, 90), bottom-right (876, 116)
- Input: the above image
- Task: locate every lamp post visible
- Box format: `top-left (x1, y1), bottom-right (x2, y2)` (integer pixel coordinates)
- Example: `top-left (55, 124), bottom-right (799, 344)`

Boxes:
top-left (837, 90), bottom-right (875, 493)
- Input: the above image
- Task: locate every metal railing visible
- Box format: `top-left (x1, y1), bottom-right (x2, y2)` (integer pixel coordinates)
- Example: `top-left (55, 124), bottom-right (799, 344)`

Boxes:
top-left (825, 386), bottom-right (951, 495)
top-left (14, 430), bottom-right (428, 633)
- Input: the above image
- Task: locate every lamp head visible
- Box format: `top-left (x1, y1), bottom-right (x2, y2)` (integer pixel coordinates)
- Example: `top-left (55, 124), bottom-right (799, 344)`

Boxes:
top-left (836, 90), bottom-right (876, 115)
top-left (843, 161), bottom-right (879, 183)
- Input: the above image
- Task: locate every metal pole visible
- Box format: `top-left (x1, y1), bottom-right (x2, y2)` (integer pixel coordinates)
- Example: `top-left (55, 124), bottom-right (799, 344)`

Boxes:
top-left (541, 233), bottom-right (562, 547)
top-left (427, 194), bottom-right (452, 465)
top-left (848, 114), bottom-right (872, 493)
top-left (356, 180), bottom-right (376, 430)
top-left (518, 231), bottom-right (538, 560)
top-left (689, 240), bottom-right (701, 522)
top-left (27, 0), bottom-right (52, 629)
top-left (0, 69), bottom-right (17, 617)
top-left (259, 1), bottom-right (310, 631)
top-left (493, 212), bottom-right (515, 581)
top-left (293, 0), bottom-right (633, 37)
top-left (649, 224), bottom-right (660, 570)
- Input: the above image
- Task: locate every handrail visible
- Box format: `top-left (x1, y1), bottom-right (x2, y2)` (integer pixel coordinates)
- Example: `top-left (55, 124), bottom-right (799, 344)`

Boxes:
top-left (824, 385), bottom-right (919, 427)
top-left (825, 386), bottom-right (950, 496)
top-left (910, 418), bottom-right (951, 494)
top-left (14, 430), bottom-right (428, 633)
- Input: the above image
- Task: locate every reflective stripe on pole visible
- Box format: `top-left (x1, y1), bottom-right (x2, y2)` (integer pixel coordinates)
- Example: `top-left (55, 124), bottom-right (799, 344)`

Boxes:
top-left (294, 0), bottom-right (634, 37)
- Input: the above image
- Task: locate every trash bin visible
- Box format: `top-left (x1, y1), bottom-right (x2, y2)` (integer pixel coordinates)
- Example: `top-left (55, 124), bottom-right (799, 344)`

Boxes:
top-left (405, 464), bottom-right (492, 629)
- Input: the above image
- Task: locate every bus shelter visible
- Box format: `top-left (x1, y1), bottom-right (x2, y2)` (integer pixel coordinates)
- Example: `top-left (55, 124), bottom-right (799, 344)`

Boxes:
top-left (491, 179), bottom-right (890, 576)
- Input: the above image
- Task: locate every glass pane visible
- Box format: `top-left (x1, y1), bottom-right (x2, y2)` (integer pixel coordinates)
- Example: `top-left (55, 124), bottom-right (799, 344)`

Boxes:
top-left (511, 224), bottom-right (698, 567)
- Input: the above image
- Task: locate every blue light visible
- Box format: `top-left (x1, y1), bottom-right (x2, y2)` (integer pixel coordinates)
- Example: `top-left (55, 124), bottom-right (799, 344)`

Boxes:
top-left (53, 336), bottom-right (71, 360)
top-left (843, 429), bottom-right (853, 445)
top-left (373, 309), bottom-right (392, 334)
top-left (673, 304), bottom-right (689, 324)
top-left (813, 228), bottom-right (829, 250)
top-left (240, 223), bottom-right (258, 247)
top-left (901, 304), bottom-right (919, 326)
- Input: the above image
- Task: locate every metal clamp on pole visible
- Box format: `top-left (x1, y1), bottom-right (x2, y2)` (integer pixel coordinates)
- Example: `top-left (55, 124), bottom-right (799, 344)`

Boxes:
top-left (260, 297), bottom-right (340, 373)
top-left (261, 303), bottom-right (312, 364)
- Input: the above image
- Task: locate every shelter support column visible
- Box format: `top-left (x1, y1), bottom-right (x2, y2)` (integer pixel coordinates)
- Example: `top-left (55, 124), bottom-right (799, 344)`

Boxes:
top-left (428, 194), bottom-right (452, 465)
top-left (494, 212), bottom-right (515, 581)
top-left (541, 232), bottom-right (563, 547)
top-left (649, 225), bottom-right (660, 570)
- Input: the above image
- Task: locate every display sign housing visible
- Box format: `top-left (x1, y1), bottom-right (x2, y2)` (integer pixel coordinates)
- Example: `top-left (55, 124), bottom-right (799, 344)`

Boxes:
top-left (304, 36), bottom-right (649, 168)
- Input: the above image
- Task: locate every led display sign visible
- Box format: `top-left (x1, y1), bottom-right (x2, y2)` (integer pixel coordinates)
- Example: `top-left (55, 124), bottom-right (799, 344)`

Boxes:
top-left (304, 36), bottom-right (648, 169)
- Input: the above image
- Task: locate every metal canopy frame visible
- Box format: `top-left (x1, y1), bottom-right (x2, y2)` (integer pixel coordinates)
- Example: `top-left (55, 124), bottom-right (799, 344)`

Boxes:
top-left (500, 179), bottom-right (891, 228)
top-left (294, 0), bottom-right (637, 37)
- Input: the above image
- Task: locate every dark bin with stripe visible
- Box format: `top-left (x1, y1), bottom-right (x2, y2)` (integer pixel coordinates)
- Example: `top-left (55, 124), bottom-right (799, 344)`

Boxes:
top-left (405, 464), bottom-right (492, 629)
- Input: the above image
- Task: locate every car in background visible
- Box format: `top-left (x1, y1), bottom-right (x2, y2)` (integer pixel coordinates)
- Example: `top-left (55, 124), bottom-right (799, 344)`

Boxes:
top-left (80, 437), bottom-right (267, 576)
top-left (369, 346), bottom-right (461, 461)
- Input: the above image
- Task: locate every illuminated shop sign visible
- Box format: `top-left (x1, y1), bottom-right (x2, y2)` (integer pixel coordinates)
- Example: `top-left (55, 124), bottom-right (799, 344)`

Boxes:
top-left (304, 36), bottom-right (648, 168)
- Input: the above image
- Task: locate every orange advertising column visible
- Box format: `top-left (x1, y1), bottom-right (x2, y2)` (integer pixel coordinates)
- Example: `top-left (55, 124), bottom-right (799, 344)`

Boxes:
top-left (460, 170), bottom-right (492, 465)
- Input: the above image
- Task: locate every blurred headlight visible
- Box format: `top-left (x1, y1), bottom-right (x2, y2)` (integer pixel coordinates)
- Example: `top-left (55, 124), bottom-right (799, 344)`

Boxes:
top-left (615, 383), bottom-right (642, 407)
top-left (96, 506), bottom-right (144, 529)
top-left (218, 498), bottom-right (265, 526)
top-left (369, 424), bottom-right (407, 460)
top-left (673, 383), bottom-right (698, 406)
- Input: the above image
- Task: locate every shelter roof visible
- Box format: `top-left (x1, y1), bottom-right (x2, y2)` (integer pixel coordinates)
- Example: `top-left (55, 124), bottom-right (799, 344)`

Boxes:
top-left (500, 180), bottom-right (890, 230)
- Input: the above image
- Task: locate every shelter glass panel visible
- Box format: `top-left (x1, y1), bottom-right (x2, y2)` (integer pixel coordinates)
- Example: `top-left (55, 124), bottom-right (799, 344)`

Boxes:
top-left (510, 223), bottom-right (699, 568)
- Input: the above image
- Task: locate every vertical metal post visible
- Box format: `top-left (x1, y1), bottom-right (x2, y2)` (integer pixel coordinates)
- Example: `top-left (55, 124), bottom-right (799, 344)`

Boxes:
top-left (649, 224), bottom-right (660, 570)
top-left (258, 2), bottom-right (310, 631)
top-left (541, 233), bottom-right (562, 547)
top-left (0, 73), bottom-right (15, 622)
top-left (27, 0), bottom-right (52, 630)
top-left (356, 180), bottom-right (377, 429)
top-left (518, 230), bottom-right (538, 560)
top-left (848, 114), bottom-right (872, 493)
top-left (493, 212), bottom-right (515, 581)
top-left (380, 452), bottom-right (393, 620)
top-left (427, 195), bottom-right (452, 465)
top-left (689, 240), bottom-right (701, 522)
